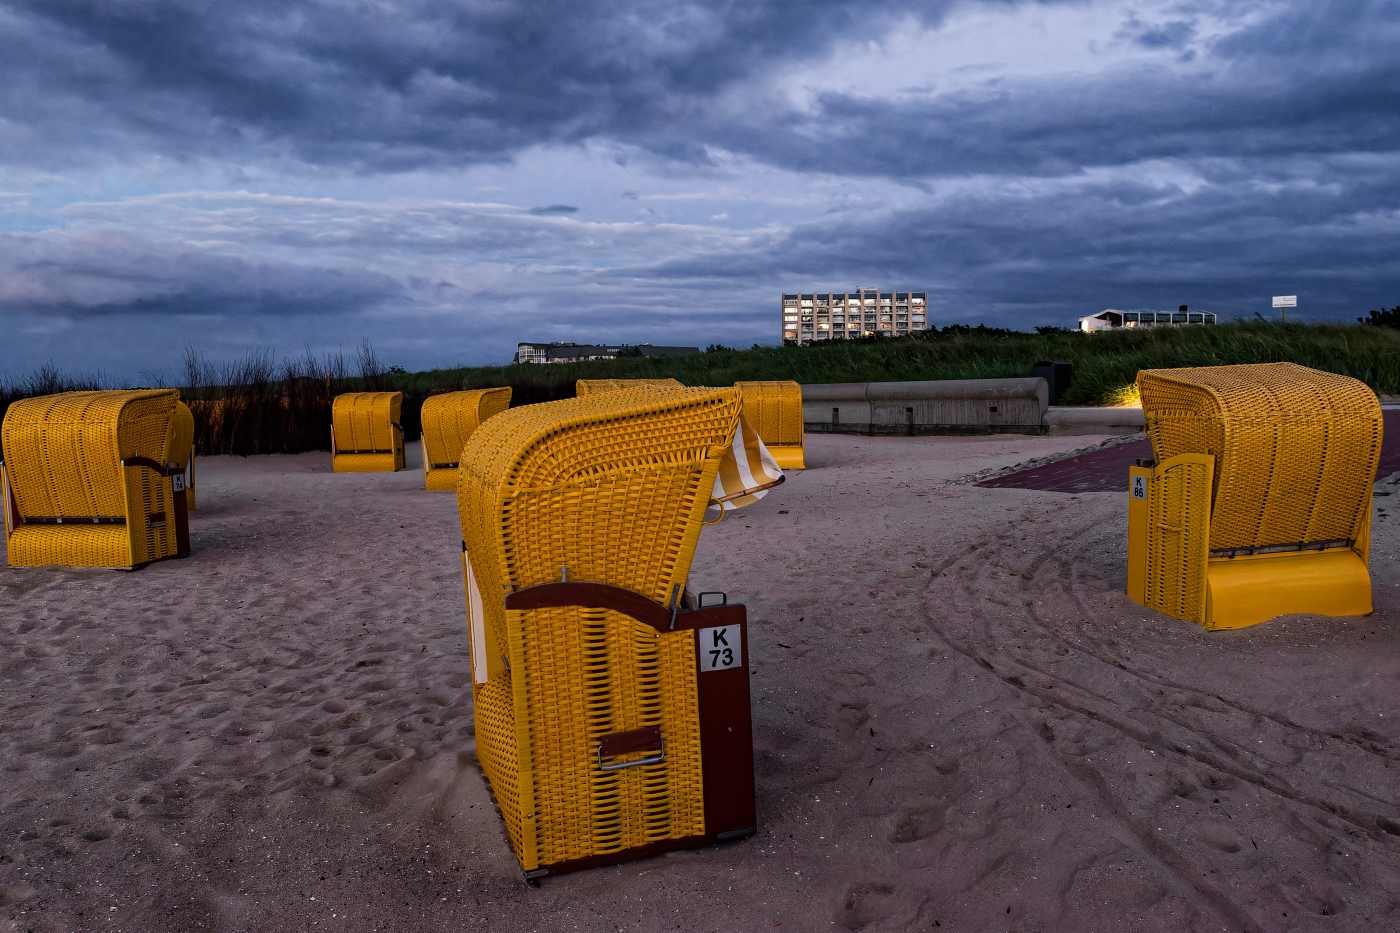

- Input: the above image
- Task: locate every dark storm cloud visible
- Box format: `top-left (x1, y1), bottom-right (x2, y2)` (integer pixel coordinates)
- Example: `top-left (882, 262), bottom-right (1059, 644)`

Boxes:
top-left (8, 1), bottom-right (1397, 181)
top-left (0, 0), bottom-right (956, 170)
top-left (0, 228), bottom-right (400, 312)
top-left (704, 4), bottom-right (1400, 181)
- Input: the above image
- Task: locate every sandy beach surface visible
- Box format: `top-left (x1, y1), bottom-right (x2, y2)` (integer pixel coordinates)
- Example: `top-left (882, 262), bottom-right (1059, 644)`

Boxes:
top-left (2, 434), bottom-right (1398, 933)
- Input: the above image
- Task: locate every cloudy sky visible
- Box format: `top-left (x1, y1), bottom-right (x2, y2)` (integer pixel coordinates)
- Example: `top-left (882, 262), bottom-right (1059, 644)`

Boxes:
top-left (2, 0), bottom-right (1398, 378)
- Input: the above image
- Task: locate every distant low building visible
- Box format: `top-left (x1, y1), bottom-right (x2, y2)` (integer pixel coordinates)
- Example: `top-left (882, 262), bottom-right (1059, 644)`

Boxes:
top-left (783, 289), bottom-right (928, 345)
top-left (1079, 305), bottom-right (1217, 333)
top-left (515, 342), bottom-right (700, 364)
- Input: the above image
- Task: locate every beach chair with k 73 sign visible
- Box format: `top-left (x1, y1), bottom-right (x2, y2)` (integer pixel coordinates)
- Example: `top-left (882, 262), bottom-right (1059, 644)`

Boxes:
top-left (456, 384), bottom-right (775, 878)
top-left (2, 389), bottom-right (191, 569)
top-left (331, 391), bottom-right (404, 472)
top-left (1127, 362), bottom-right (1380, 630)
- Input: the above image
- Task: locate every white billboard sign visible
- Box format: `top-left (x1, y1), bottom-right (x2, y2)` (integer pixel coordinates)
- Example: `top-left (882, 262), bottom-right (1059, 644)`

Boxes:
top-left (1272, 295), bottom-right (1297, 308)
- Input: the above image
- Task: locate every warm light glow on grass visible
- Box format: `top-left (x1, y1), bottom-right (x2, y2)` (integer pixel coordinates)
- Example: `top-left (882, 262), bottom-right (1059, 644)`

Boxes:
top-left (1106, 383), bottom-right (1142, 408)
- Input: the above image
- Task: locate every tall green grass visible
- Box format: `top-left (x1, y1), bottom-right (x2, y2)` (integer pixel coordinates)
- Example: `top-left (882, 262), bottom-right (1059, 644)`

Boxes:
top-left (412, 321), bottom-right (1400, 407)
top-left (4, 322), bottom-right (1397, 457)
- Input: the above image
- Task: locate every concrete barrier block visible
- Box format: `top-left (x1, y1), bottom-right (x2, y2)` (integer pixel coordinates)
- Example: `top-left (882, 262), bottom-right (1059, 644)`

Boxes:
top-left (802, 378), bottom-right (1048, 435)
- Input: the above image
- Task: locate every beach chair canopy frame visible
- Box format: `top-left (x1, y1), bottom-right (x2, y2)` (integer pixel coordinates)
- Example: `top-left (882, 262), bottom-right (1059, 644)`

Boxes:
top-left (734, 380), bottom-right (805, 469)
top-left (331, 391), bottom-right (404, 473)
top-left (574, 378), bottom-right (684, 397)
top-left (457, 384), bottom-right (756, 876)
top-left (2, 389), bottom-right (191, 568)
top-left (1128, 362), bottom-right (1380, 629)
top-left (420, 387), bottom-right (511, 491)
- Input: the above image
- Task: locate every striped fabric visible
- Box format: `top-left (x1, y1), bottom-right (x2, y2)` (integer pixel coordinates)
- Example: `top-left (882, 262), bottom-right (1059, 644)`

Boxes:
top-left (709, 414), bottom-right (785, 513)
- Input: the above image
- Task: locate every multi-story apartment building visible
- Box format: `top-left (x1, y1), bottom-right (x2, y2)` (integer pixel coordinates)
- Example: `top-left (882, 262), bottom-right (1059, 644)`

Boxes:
top-left (782, 289), bottom-right (927, 345)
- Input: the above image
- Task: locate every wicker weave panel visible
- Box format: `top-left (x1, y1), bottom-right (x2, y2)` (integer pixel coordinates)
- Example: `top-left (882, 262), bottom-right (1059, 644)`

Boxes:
top-left (734, 381), bottom-right (804, 448)
top-left (575, 378), bottom-right (684, 397)
top-left (422, 388), bottom-right (511, 490)
top-left (1144, 454), bottom-right (1213, 623)
top-left (472, 672), bottom-right (525, 856)
top-left (1138, 363), bottom-right (1381, 550)
top-left (519, 607), bottom-right (704, 866)
top-left (332, 392), bottom-right (404, 472)
top-left (457, 386), bottom-right (738, 870)
top-left (2, 389), bottom-right (181, 567)
top-left (7, 524), bottom-right (134, 567)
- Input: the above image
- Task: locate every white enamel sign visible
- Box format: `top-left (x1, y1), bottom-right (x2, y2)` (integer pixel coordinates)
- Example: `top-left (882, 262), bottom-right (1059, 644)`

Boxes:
top-left (1131, 474), bottom-right (1147, 499)
top-left (698, 625), bottom-right (742, 672)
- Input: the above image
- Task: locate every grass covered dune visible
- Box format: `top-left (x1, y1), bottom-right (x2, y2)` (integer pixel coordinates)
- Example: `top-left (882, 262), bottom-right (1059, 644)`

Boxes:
top-left (418, 321), bottom-right (1400, 408)
top-left (3, 321), bottom-right (1397, 456)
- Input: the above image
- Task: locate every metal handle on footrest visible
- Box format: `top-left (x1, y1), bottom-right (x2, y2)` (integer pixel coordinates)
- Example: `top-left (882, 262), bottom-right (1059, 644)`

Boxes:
top-left (595, 727), bottom-right (666, 771)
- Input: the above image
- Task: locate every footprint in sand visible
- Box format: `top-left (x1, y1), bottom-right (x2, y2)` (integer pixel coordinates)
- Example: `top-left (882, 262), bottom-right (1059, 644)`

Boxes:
top-left (0, 882), bottom-right (39, 907)
top-left (1280, 878), bottom-right (1347, 917)
top-left (885, 802), bottom-right (946, 843)
top-left (835, 881), bottom-right (897, 930)
top-left (359, 745), bottom-right (412, 776)
top-left (1192, 822), bottom-right (1243, 854)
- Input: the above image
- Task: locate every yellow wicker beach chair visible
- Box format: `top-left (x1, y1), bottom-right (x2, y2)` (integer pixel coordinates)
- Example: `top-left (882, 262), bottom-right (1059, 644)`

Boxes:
top-left (1127, 362), bottom-right (1381, 630)
top-left (420, 388), bottom-right (512, 491)
top-left (734, 381), bottom-right (804, 469)
top-left (457, 385), bottom-right (757, 878)
top-left (331, 392), bottom-right (404, 472)
top-left (2, 389), bottom-right (191, 568)
top-left (574, 378), bottom-right (684, 397)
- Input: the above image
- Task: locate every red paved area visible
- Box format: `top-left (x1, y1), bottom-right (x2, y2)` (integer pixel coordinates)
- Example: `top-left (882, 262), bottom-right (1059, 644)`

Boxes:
top-left (977, 409), bottom-right (1400, 493)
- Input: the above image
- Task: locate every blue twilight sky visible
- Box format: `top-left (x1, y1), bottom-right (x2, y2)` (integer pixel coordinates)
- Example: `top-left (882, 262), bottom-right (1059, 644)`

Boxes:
top-left (2, 0), bottom-right (1398, 379)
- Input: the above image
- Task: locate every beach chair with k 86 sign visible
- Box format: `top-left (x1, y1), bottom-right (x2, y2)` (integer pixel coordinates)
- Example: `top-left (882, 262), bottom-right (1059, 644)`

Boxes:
top-left (420, 387), bottom-right (511, 491)
top-left (2, 389), bottom-right (191, 569)
top-left (1127, 362), bottom-right (1381, 630)
top-left (331, 391), bottom-right (404, 472)
top-left (456, 384), bottom-right (774, 878)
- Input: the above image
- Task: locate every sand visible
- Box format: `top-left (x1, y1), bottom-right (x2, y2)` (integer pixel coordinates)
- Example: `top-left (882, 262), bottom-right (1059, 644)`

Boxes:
top-left (2, 434), bottom-right (1398, 932)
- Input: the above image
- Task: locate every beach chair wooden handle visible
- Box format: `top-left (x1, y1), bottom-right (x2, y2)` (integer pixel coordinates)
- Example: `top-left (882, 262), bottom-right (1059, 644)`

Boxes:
top-left (506, 581), bottom-right (675, 632)
top-left (506, 580), bottom-right (744, 636)
top-left (120, 456), bottom-right (180, 476)
top-left (596, 727), bottom-right (665, 771)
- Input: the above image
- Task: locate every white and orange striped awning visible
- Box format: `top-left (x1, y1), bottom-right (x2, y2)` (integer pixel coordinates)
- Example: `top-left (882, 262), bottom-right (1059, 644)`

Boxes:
top-left (709, 414), bottom-right (785, 513)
